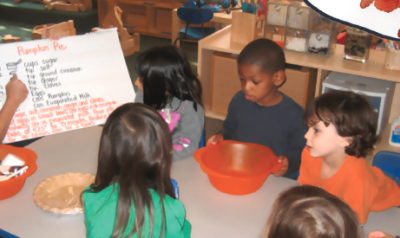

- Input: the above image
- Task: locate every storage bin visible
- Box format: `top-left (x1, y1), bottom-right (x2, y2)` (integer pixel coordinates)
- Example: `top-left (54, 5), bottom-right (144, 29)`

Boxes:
top-left (267, 1), bottom-right (289, 27)
top-left (284, 28), bottom-right (308, 52)
top-left (307, 11), bottom-right (338, 56)
top-left (385, 45), bottom-right (400, 71)
top-left (344, 28), bottom-right (372, 63)
top-left (264, 25), bottom-right (285, 47)
top-left (287, 2), bottom-right (309, 30)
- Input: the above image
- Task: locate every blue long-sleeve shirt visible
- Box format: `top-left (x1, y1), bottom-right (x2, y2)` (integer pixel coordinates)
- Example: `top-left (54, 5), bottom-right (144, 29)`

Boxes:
top-left (222, 91), bottom-right (307, 179)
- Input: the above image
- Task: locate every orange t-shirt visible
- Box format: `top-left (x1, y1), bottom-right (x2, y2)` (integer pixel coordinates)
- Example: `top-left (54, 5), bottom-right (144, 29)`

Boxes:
top-left (298, 147), bottom-right (400, 224)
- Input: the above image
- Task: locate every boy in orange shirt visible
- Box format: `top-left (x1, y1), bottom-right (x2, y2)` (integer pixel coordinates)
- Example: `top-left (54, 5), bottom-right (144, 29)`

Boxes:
top-left (298, 90), bottom-right (400, 224)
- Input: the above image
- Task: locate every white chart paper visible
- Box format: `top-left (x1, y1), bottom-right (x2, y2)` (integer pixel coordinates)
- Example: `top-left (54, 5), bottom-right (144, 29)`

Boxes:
top-left (0, 28), bottom-right (135, 143)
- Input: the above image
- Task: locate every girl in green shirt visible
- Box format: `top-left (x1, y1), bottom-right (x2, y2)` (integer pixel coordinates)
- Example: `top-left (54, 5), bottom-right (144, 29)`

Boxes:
top-left (82, 103), bottom-right (191, 238)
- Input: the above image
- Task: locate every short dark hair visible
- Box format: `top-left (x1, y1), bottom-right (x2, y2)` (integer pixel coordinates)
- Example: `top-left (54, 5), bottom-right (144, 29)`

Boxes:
top-left (237, 38), bottom-right (286, 75)
top-left (304, 90), bottom-right (379, 158)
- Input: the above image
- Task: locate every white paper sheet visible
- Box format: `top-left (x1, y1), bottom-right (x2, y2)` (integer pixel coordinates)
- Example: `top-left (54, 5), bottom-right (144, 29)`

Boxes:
top-left (0, 28), bottom-right (135, 143)
top-left (304, 0), bottom-right (400, 41)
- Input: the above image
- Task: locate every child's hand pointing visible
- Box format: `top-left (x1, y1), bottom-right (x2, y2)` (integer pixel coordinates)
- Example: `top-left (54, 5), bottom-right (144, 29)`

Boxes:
top-left (6, 74), bottom-right (28, 106)
top-left (273, 155), bottom-right (289, 177)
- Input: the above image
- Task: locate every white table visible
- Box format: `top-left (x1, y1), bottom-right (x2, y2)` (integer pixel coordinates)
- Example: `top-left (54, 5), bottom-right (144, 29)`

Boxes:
top-left (0, 126), bottom-right (101, 238)
top-left (0, 126), bottom-right (399, 238)
top-left (172, 156), bottom-right (400, 238)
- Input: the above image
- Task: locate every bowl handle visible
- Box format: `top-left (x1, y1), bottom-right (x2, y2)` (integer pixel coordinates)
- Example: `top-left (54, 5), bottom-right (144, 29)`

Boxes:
top-left (270, 156), bottom-right (284, 174)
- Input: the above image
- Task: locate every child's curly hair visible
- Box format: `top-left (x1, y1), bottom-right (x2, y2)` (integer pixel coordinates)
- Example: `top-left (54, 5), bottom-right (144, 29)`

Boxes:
top-left (304, 90), bottom-right (379, 158)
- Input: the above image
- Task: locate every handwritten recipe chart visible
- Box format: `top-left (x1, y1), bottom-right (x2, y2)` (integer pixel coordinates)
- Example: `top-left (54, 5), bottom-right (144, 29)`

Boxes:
top-left (0, 29), bottom-right (135, 143)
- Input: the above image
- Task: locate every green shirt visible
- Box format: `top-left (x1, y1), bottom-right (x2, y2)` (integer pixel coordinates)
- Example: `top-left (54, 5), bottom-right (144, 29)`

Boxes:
top-left (83, 184), bottom-right (191, 238)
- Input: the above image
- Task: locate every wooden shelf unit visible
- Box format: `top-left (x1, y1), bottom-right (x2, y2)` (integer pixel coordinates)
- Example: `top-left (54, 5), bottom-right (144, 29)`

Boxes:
top-left (98, 0), bottom-right (185, 39)
top-left (198, 25), bottom-right (400, 161)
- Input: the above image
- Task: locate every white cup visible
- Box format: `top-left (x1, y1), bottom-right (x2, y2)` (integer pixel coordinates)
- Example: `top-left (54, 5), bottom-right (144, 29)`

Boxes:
top-left (1, 154), bottom-right (25, 166)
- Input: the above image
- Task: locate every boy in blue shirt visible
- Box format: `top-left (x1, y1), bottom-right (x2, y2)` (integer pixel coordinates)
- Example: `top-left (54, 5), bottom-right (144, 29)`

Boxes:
top-left (207, 38), bottom-right (307, 179)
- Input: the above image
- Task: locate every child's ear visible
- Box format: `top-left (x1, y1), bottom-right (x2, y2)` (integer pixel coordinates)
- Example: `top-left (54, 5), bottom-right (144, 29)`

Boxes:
top-left (273, 70), bottom-right (286, 87)
top-left (339, 136), bottom-right (353, 148)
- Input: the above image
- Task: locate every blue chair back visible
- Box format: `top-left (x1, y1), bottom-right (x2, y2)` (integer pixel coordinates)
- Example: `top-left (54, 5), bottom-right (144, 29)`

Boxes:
top-left (373, 151), bottom-right (400, 187)
top-left (170, 179), bottom-right (179, 198)
top-left (199, 129), bottom-right (205, 148)
top-left (177, 7), bottom-right (214, 24)
top-left (183, 1), bottom-right (197, 8)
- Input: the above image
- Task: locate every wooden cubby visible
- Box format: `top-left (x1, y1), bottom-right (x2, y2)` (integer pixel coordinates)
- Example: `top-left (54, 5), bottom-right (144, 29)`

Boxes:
top-left (98, 0), bottom-right (185, 39)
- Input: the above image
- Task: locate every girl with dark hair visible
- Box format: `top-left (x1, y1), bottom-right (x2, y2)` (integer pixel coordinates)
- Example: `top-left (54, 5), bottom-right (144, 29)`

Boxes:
top-left (82, 103), bottom-right (191, 238)
top-left (265, 185), bottom-right (364, 238)
top-left (134, 45), bottom-right (204, 162)
top-left (298, 90), bottom-right (400, 224)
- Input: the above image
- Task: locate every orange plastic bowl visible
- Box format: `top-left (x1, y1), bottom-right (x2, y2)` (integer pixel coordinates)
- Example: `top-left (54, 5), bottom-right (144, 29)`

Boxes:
top-left (0, 145), bottom-right (38, 200)
top-left (194, 140), bottom-right (282, 195)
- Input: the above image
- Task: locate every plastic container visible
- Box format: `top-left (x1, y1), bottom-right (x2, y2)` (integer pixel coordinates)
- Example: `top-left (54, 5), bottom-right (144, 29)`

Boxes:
top-left (264, 25), bottom-right (285, 48)
top-left (284, 28), bottom-right (308, 52)
top-left (0, 145), bottom-right (38, 200)
top-left (389, 116), bottom-right (400, 147)
top-left (264, 0), bottom-right (288, 47)
top-left (307, 11), bottom-right (338, 56)
top-left (385, 45), bottom-right (400, 71)
top-left (267, 1), bottom-right (289, 27)
top-left (287, 2), bottom-right (309, 30)
top-left (194, 140), bottom-right (282, 195)
top-left (264, 1), bottom-right (338, 57)
top-left (343, 27), bottom-right (372, 63)
top-left (308, 33), bottom-right (331, 55)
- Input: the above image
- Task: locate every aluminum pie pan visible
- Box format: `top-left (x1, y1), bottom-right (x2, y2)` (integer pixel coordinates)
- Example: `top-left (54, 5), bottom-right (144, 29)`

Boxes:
top-left (33, 173), bottom-right (95, 214)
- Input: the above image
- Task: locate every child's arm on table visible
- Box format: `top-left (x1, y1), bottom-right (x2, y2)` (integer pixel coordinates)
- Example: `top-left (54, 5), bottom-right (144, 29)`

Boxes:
top-left (0, 74), bottom-right (28, 142)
